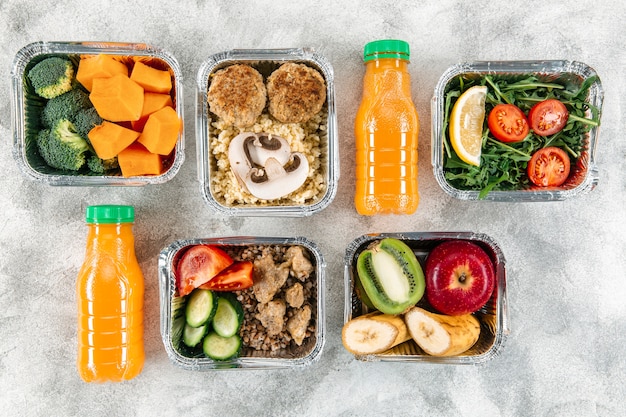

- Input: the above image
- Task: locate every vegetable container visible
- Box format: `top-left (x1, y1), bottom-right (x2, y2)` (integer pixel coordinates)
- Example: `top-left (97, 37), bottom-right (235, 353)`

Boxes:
top-left (159, 236), bottom-right (326, 370)
top-left (196, 48), bottom-right (338, 216)
top-left (431, 60), bottom-right (603, 201)
top-left (11, 41), bottom-right (184, 186)
top-left (344, 232), bottom-right (509, 364)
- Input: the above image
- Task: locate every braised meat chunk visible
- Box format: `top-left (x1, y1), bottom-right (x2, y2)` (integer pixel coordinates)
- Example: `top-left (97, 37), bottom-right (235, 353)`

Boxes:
top-left (285, 283), bottom-right (304, 308)
top-left (287, 305), bottom-right (312, 346)
top-left (285, 245), bottom-right (314, 280)
top-left (252, 250), bottom-right (290, 304)
top-left (256, 299), bottom-right (286, 336)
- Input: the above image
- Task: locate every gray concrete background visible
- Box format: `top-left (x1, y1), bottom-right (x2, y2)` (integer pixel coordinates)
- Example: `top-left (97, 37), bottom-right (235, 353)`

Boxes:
top-left (1, 1), bottom-right (625, 416)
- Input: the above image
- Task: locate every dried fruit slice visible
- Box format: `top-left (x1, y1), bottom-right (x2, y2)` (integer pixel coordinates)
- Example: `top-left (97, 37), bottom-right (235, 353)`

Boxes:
top-left (449, 85), bottom-right (487, 166)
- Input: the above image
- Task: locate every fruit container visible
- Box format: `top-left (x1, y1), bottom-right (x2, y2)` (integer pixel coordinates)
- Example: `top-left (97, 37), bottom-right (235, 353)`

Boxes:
top-left (159, 236), bottom-right (326, 370)
top-left (431, 60), bottom-right (603, 201)
top-left (196, 48), bottom-right (338, 216)
top-left (11, 41), bottom-right (184, 186)
top-left (343, 232), bottom-right (509, 364)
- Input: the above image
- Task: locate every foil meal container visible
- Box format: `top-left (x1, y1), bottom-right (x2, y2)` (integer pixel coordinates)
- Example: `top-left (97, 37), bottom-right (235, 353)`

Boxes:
top-left (196, 48), bottom-right (338, 216)
top-left (11, 41), bottom-right (184, 186)
top-left (344, 232), bottom-right (509, 365)
top-left (159, 236), bottom-right (326, 370)
top-left (431, 60), bottom-right (603, 201)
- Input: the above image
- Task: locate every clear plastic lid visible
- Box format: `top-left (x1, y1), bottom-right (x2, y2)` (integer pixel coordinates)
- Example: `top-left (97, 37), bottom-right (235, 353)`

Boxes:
top-left (363, 39), bottom-right (410, 62)
top-left (86, 205), bottom-right (134, 223)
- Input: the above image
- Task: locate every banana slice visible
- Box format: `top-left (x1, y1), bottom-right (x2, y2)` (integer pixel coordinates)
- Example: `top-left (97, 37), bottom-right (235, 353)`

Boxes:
top-left (341, 312), bottom-right (410, 355)
top-left (404, 307), bottom-right (480, 356)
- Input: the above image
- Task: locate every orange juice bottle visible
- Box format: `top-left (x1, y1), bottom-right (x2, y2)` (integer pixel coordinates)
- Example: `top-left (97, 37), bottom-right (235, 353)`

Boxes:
top-left (354, 39), bottom-right (420, 215)
top-left (76, 205), bottom-right (144, 382)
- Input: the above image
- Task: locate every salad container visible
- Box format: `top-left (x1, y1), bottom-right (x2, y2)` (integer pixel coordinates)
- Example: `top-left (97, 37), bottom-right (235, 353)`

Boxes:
top-left (159, 236), bottom-right (326, 370)
top-left (344, 232), bottom-right (509, 364)
top-left (196, 48), bottom-right (338, 216)
top-left (431, 60), bottom-right (603, 201)
top-left (11, 41), bottom-right (184, 186)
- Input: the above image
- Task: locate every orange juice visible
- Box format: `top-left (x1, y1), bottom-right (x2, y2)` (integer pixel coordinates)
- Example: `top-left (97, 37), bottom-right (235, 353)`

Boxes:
top-left (354, 40), bottom-right (420, 215)
top-left (76, 205), bottom-right (144, 382)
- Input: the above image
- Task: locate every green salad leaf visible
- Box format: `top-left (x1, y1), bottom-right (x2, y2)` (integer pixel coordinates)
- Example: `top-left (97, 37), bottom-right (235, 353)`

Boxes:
top-left (442, 74), bottom-right (601, 196)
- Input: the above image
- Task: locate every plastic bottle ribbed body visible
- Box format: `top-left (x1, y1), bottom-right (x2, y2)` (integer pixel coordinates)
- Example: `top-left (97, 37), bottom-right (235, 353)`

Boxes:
top-left (354, 41), bottom-right (419, 215)
top-left (76, 208), bottom-right (144, 383)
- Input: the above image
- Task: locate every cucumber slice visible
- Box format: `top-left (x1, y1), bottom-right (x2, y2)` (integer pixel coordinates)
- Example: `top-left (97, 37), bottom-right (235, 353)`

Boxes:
top-left (203, 332), bottom-right (242, 361)
top-left (183, 323), bottom-right (208, 347)
top-left (185, 289), bottom-right (217, 328)
top-left (212, 294), bottom-right (244, 338)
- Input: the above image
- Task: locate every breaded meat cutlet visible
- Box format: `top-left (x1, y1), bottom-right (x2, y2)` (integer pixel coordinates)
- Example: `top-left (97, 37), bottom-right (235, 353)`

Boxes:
top-left (267, 63), bottom-right (326, 124)
top-left (207, 64), bottom-right (266, 128)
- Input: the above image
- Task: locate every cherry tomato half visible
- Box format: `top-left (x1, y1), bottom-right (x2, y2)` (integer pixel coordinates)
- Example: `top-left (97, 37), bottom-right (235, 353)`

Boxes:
top-left (528, 99), bottom-right (569, 137)
top-left (487, 104), bottom-right (530, 143)
top-left (199, 261), bottom-right (254, 291)
top-left (176, 245), bottom-right (234, 296)
top-left (527, 147), bottom-right (571, 187)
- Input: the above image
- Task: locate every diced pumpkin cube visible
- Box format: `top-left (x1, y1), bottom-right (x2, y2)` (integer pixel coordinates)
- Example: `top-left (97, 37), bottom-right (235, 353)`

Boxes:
top-left (131, 92), bottom-right (174, 131)
top-left (76, 54), bottom-right (129, 91)
top-left (118, 143), bottom-right (163, 177)
top-left (130, 61), bottom-right (172, 94)
top-left (90, 74), bottom-right (144, 122)
top-left (137, 106), bottom-right (181, 155)
top-left (88, 121), bottom-right (141, 159)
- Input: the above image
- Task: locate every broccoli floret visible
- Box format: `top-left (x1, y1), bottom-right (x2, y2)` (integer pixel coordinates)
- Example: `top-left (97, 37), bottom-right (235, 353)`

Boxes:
top-left (36, 119), bottom-right (90, 171)
top-left (27, 57), bottom-right (75, 99)
top-left (74, 107), bottom-right (103, 139)
top-left (41, 88), bottom-right (92, 128)
top-left (87, 155), bottom-right (119, 174)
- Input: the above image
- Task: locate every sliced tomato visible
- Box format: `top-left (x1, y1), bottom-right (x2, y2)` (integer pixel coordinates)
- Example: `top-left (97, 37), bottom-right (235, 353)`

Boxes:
top-left (176, 245), bottom-right (234, 296)
top-left (527, 147), bottom-right (571, 187)
top-left (528, 99), bottom-right (569, 136)
top-left (487, 104), bottom-right (530, 143)
top-left (199, 261), bottom-right (254, 291)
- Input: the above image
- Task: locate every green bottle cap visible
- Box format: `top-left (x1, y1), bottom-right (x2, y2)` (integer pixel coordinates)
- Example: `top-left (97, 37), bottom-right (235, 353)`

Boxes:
top-left (86, 205), bottom-right (134, 224)
top-left (363, 39), bottom-right (410, 62)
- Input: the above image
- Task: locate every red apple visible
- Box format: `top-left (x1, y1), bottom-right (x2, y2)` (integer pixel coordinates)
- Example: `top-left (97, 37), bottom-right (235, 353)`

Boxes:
top-left (425, 240), bottom-right (495, 316)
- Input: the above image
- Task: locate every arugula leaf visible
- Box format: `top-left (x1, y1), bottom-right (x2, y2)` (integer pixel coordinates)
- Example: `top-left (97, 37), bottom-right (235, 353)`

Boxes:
top-left (442, 73), bottom-right (600, 197)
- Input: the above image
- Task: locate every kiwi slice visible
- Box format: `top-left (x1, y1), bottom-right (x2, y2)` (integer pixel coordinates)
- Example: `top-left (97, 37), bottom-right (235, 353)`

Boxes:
top-left (356, 238), bottom-right (425, 315)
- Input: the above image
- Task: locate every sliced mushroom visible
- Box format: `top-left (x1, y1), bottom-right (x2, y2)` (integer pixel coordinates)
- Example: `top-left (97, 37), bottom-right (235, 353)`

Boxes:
top-left (229, 132), bottom-right (291, 188)
top-left (245, 153), bottom-right (309, 200)
top-left (246, 134), bottom-right (291, 167)
top-left (228, 132), bottom-right (310, 200)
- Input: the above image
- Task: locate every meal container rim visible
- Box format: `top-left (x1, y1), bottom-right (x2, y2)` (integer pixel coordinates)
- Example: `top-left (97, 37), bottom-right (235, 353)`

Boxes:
top-left (344, 231), bottom-right (510, 365)
top-left (159, 235), bottom-right (326, 370)
top-left (11, 40), bottom-right (185, 186)
top-left (430, 59), bottom-right (603, 201)
top-left (195, 47), bottom-right (339, 217)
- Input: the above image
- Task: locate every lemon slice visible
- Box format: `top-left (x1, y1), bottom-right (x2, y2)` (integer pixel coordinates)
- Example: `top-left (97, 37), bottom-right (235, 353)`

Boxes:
top-left (449, 85), bottom-right (487, 166)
